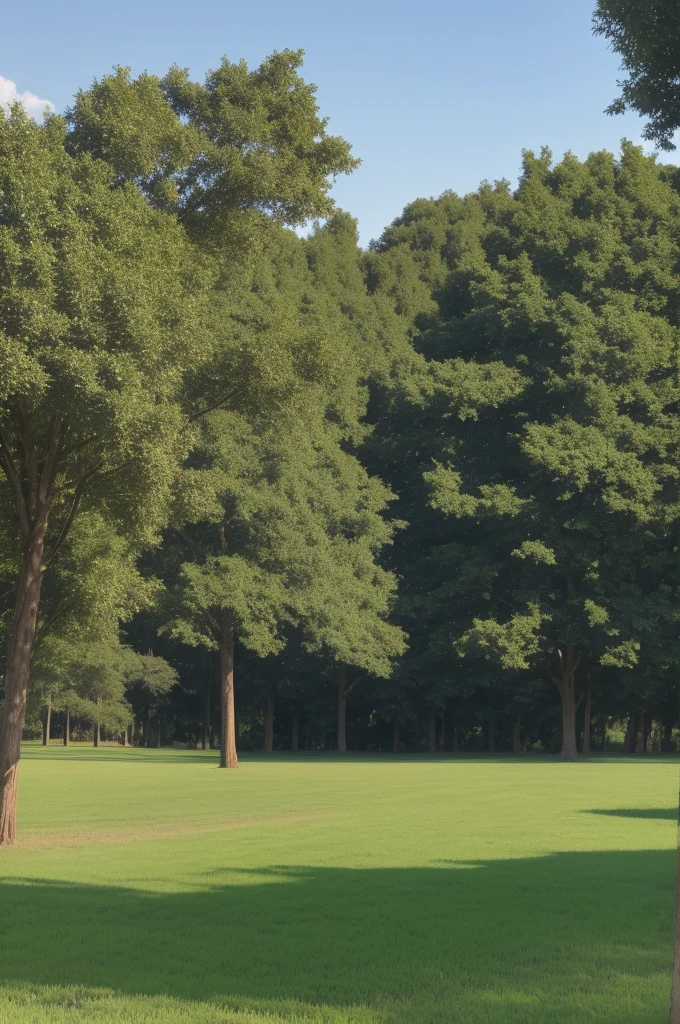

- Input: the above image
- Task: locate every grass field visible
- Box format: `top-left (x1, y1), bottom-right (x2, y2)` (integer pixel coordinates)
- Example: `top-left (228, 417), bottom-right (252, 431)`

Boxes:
top-left (0, 746), bottom-right (678, 1024)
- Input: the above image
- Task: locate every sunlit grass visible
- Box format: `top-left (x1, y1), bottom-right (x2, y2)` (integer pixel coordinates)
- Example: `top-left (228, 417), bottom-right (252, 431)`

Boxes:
top-left (0, 745), bottom-right (677, 1023)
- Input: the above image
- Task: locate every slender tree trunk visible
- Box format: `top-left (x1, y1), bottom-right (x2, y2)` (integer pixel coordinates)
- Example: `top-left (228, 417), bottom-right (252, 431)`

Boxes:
top-left (93, 722), bottom-right (100, 748)
top-left (157, 720), bottom-right (161, 748)
top-left (512, 719), bottom-right (522, 754)
top-left (291, 710), bottom-right (299, 752)
top-left (663, 723), bottom-right (675, 753)
top-left (554, 646), bottom-right (580, 760)
top-left (635, 712), bottom-right (644, 754)
top-left (202, 691), bottom-right (210, 751)
top-left (427, 710), bottom-right (436, 753)
top-left (439, 714), bottom-right (446, 750)
top-left (264, 681), bottom-right (275, 753)
top-left (63, 709), bottom-right (70, 747)
top-left (643, 715), bottom-right (651, 754)
top-left (488, 719), bottom-right (496, 753)
top-left (582, 679), bottom-right (592, 757)
top-left (337, 668), bottom-right (347, 753)
top-left (451, 726), bottom-right (459, 753)
top-left (392, 717), bottom-right (401, 754)
top-left (123, 725), bottom-right (129, 747)
top-left (0, 529), bottom-right (47, 845)
top-left (219, 611), bottom-right (238, 768)
top-left (42, 701), bottom-right (51, 746)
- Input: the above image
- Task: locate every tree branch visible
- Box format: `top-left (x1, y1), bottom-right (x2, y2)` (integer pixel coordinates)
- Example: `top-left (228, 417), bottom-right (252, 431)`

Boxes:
top-left (0, 424), bottom-right (30, 543)
top-left (43, 461), bottom-right (103, 566)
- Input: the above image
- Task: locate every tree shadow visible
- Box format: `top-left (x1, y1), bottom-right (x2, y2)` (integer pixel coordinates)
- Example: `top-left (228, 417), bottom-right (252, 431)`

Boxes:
top-left (585, 808), bottom-right (679, 821)
top-left (0, 849), bottom-right (674, 1023)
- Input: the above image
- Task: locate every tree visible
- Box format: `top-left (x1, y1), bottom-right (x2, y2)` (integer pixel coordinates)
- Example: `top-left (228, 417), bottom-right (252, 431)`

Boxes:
top-left (0, 106), bottom-right (209, 842)
top-left (594, 1), bottom-right (680, 149)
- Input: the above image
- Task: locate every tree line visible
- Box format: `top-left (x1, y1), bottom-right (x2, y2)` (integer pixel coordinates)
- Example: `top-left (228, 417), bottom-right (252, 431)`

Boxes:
top-left (2, 3), bottom-right (680, 843)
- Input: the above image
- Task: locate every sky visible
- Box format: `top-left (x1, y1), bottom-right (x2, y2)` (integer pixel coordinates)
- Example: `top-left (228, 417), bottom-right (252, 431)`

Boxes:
top-left (0, 0), bottom-right (656, 245)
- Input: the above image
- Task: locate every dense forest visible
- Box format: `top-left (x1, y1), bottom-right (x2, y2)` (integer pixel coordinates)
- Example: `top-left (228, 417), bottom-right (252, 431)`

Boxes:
top-left (2, 1), bottom-right (680, 845)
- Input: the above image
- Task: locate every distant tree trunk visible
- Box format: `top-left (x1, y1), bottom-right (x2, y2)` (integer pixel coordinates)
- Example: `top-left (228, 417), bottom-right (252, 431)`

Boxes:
top-left (42, 701), bottom-right (52, 746)
top-left (634, 712), bottom-right (644, 754)
top-left (488, 719), bottom-right (496, 753)
top-left (63, 709), bottom-right (70, 747)
top-left (202, 692), bottom-right (210, 751)
top-left (264, 681), bottom-right (275, 753)
top-left (451, 726), bottom-right (459, 753)
top-left (663, 722), bottom-right (675, 753)
top-left (0, 508), bottom-right (49, 845)
top-left (439, 714), bottom-right (446, 750)
top-left (337, 668), bottom-right (347, 753)
top-left (512, 719), bottom-right (522, 754)
top-left (643, 715), bottom-right (651, 753)
top-left (143, 712), bottom-right (148, 748)
top-left (554, 644), bottom-right (580, 760)
top-left (392, 717), bottom-right (401, 754)
top-left (219, 610), bottom-right (238, 768)
top-left (93, 722), bottom-right (101, 748)
top-left (427, 710), bottom-right (436, 753)
top-left (582, 679), bottom-right (592, 757)
top-left (157, 719), bottom-right (161, 748)
top-left (123, 725), bottom-right (129, 747)
top-left (291, 710), bottom-right (300, 752)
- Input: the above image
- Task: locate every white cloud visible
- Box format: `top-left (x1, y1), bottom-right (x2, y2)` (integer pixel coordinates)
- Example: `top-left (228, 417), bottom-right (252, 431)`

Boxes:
top-left (0, 75), bottom-right (54, 120)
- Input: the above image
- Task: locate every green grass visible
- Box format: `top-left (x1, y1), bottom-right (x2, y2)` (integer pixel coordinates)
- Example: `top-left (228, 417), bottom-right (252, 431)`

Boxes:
top-left (0, 745), bottom-right (678, 1023)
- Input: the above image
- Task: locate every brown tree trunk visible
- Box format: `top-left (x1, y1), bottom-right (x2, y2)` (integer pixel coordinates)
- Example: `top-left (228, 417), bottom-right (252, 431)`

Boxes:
top-left (123, 725), bottom-right (129, 747)
top-left (63, 709), bottom-right (70, 747)
top-left (427, 710), bottom-right (436, 753)
top-left (93, 722), bottom-right (100, 747)
top-left (634, 712), bottom-right (644, 754)
top-left (582, 679), bottom-right (592, 757)
top-left (0, 530), bottom-right (46, 844)
top-left (291, 710), bottom-right (299, 752)
top-left (42, 701), bottom-right (51, 746)
top-left (488, 719), bottom-right (496, 753)
top-left (337, 668), bottom-right (347, 753)
top-left (264, 681), bottom-right (275, 753)
top-left (392, 717), bottom-right (401, 754)
top-left (512, 718), bottom-right (522, 754)
top-left (157, 720), bottom-right (161, 748)
top-left (202, 692), bottom-right (210, 751)
top-left (643, 715), bottom-right (651, 754)
top-left (554, 646), bottom-right (580, 760)
top-left (219, 611), bottom-right (238, 768)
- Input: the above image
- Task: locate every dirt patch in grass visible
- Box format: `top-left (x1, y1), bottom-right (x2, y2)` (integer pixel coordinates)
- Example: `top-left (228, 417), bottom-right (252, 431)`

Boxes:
top-left (17, 810), bottom-right (334, 849)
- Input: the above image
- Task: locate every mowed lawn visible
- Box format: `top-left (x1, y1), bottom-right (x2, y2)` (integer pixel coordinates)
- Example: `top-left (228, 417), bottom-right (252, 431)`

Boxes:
top-left (0, 747), bottom-right (678, 1024)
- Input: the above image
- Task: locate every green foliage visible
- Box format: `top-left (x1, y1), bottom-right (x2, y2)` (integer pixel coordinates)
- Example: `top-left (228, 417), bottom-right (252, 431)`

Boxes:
top-left (594, 0), bottom-right (680, 149)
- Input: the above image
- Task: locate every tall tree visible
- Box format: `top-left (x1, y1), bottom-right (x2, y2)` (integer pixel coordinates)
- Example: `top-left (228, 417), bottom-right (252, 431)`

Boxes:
top-left (594, 0), bottom-right (680, 149)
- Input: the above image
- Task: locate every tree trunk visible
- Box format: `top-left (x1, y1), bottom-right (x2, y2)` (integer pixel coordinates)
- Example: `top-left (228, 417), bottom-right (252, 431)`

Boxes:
top-left (634, 712), bottom-right (644, 754)
top-left (451, 727), bottom-right (459, 753)
top-left (0, 529), bottom-right (47, 845)
top-left (582, 679), bottom-right (592, 757)
top-left (219, 611), bottom-right (238, 768)
top-left (264, 681), bottom-right (275, 753)
top-left (663, 722), bottom-right (675, 753)
top-left (123, 725), bottom-right (129, 747)
top-left (512, 719), bottom-right (522, 754)
top-left (63, 709), bottom-right (70, 747)
top-left (643, 715), bottom-right (651, 754)
top-left (202, 692), bottom-right (210, 751)
top-left (488, 719), bottom-right (496, 753)
top-left (157, 720), bottom-right (161, 748)
top-left (291, 710), bottom-right (299, 752)
top-left (42, 701), bottom-right (51, 746)
top-left (392, 717), bottom-right (401, 754)
top-left (93, 722), bottom-right (100, 748)
top-left (554, 646), bottom-right (580, 760)
top-left (427, 710), bottom-right (436, 753)
top-left (337, 668), bottom-right (347, 753)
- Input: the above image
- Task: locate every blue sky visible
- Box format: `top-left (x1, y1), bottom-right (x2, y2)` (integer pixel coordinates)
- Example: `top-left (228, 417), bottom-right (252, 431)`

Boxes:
top-left (1, 0), bottom-right (652, 245)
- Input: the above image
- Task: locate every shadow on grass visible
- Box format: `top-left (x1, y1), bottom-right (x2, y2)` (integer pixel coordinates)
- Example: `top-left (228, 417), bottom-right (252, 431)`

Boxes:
top-left (586, 808), bottom-right (679, 821)
top-left (0, 850), bottom-right (675, 1023)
